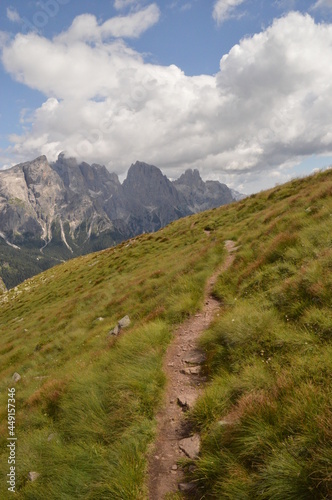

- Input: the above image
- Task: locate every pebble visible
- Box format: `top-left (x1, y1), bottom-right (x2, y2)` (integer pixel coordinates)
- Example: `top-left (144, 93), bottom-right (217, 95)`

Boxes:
top-left (28, 472), bottom-right (40, 482)
top-left (12, 372), bottom-right (21, 382)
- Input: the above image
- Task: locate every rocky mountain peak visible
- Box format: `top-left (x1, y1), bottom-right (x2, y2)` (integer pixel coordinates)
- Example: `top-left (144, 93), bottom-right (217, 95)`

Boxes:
top-left (0, 155), bottom-right (239, 288)
top-left (51, 153), bottom-right (120, 195)
top-left (21, 155), bottom-right (56, 187)
top-left (176, 169), bottom-right (204, 188)
top-left (125, 161), bottom-right (164, 184)
top-left (51, 153), bottom-right (81, 191)
top-left (173, 168), bottom-right (234, 213)
top-left (123, 161), bottom-right (182, 204)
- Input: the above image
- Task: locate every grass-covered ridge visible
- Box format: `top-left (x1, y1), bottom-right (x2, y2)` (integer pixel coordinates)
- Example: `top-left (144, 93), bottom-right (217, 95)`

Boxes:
top-left (0, 168), bottom-right (331, 499)
top-left (184, 171), bottom-right (332, 499)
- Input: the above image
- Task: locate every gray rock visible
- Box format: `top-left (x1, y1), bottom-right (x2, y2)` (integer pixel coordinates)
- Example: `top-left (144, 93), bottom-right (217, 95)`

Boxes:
top-left (180, 366), bottom-right (201, 375)
top-left (179, 434), bottom-right (201, 459)
top-left (12, 372), bottom-right (21, 382)
top-left (108, 324), bottom-right (120, 337)
top-left (28, 472), bottom-right (40, 482)
top-left (177, 394), bottom-right (197, 411)
top-left (183, 352), bottom-right (206, 365)
top-left (180, 368), bottom-right (191, 375)
top-left (118, 315), bottom-right (130, 328)
top-left (47, 433), bottom-right (56, 442)
top-left (189, 366), bottom-right (201, 375)
top-left (108, 315), bottom-right (131, 337)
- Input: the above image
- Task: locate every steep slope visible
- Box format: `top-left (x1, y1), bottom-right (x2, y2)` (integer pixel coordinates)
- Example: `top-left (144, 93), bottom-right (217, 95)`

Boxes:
top-left (0, 156), bottom-right (65, 246)
top-left (0, 169), bottom-right (331, 499)
top-left (182, 173), bottom-right (332, 499)
top-left (122, 161), bottom-right (192, 235)
top-left (0, 155), bottom-right (126, 288)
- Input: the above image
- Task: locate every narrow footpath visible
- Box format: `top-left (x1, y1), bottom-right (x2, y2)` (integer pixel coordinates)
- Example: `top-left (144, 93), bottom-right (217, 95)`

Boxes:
top-left (148, 240), bottom-right (237, 499)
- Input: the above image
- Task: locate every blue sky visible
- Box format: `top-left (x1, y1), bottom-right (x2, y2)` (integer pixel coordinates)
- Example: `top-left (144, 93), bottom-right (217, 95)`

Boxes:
top-left (1, 0), bottom-right (332, 193)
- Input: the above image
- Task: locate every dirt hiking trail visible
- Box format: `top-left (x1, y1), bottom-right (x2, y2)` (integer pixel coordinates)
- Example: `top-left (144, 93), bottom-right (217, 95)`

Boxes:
top-left (148, 240), bottom-right (237, 499)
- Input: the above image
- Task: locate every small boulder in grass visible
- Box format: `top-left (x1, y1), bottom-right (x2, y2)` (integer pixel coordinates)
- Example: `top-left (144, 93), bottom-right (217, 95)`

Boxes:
top-left (108, 315), bottom-right (131, 337)
top-left (108, 324), bottom-right (120, 336)
top-left (118, 315), bottom-right (131, 328)
top-left (12, 372), bottom-right (21, 382)
top-left (28, 472), bottom-right (40, 482)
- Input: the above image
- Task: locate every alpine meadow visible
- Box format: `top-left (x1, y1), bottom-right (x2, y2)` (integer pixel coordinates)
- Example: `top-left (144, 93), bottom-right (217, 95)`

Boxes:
top-left (0, 168), bottom-right (331, 499)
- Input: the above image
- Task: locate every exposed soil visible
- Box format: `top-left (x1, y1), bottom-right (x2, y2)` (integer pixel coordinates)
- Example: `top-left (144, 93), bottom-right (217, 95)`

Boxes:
top-left (148, 240), bottom-right (237, 499)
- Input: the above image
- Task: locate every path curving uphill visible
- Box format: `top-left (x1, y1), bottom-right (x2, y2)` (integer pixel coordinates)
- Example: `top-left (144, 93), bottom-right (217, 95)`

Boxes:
top-left (148, 240), bottom-right (237, 499)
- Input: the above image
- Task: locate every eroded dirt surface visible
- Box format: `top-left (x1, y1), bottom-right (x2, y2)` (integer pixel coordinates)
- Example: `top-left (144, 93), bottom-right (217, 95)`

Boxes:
top-left (148, 240), bottom-right (237, 499)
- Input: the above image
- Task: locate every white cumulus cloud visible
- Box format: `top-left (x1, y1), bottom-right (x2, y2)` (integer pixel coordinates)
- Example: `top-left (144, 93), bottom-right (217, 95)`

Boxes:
top-left (213, 0), bottom-right (246, 24)
top-left (56, 4), bottom-right (160, 42)
top-left (2, 11), bottom-right (332, 192)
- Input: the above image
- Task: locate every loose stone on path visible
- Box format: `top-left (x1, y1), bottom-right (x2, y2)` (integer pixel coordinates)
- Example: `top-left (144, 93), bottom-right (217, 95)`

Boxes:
top-left (179, 434), bottom-right (201, 459)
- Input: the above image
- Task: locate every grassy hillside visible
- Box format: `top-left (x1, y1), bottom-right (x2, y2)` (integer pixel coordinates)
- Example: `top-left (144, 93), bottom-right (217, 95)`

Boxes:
top-left (185, 171), bottom-right (332, 499)
top-left (0, 169), bottom-right (331, 499)
top-left (0, 211), bottom-right (226, 499)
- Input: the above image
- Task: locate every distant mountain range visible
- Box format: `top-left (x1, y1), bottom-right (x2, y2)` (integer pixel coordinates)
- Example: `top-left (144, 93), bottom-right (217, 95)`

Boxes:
top-left (0, 154), bottom-right (243, 288)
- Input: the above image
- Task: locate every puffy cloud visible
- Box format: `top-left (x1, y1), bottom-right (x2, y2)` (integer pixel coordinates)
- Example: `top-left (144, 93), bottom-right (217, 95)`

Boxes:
top-left (212, 0), bottom-right (246, 24)
top-left (56, 4), bottom-right (160, 42)
top-left (2, 11), bottom-right (332, 192)
top-left (6, 7), bottom-right (21, 23)
top-left (1, 28), bottom-right (151, 100)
